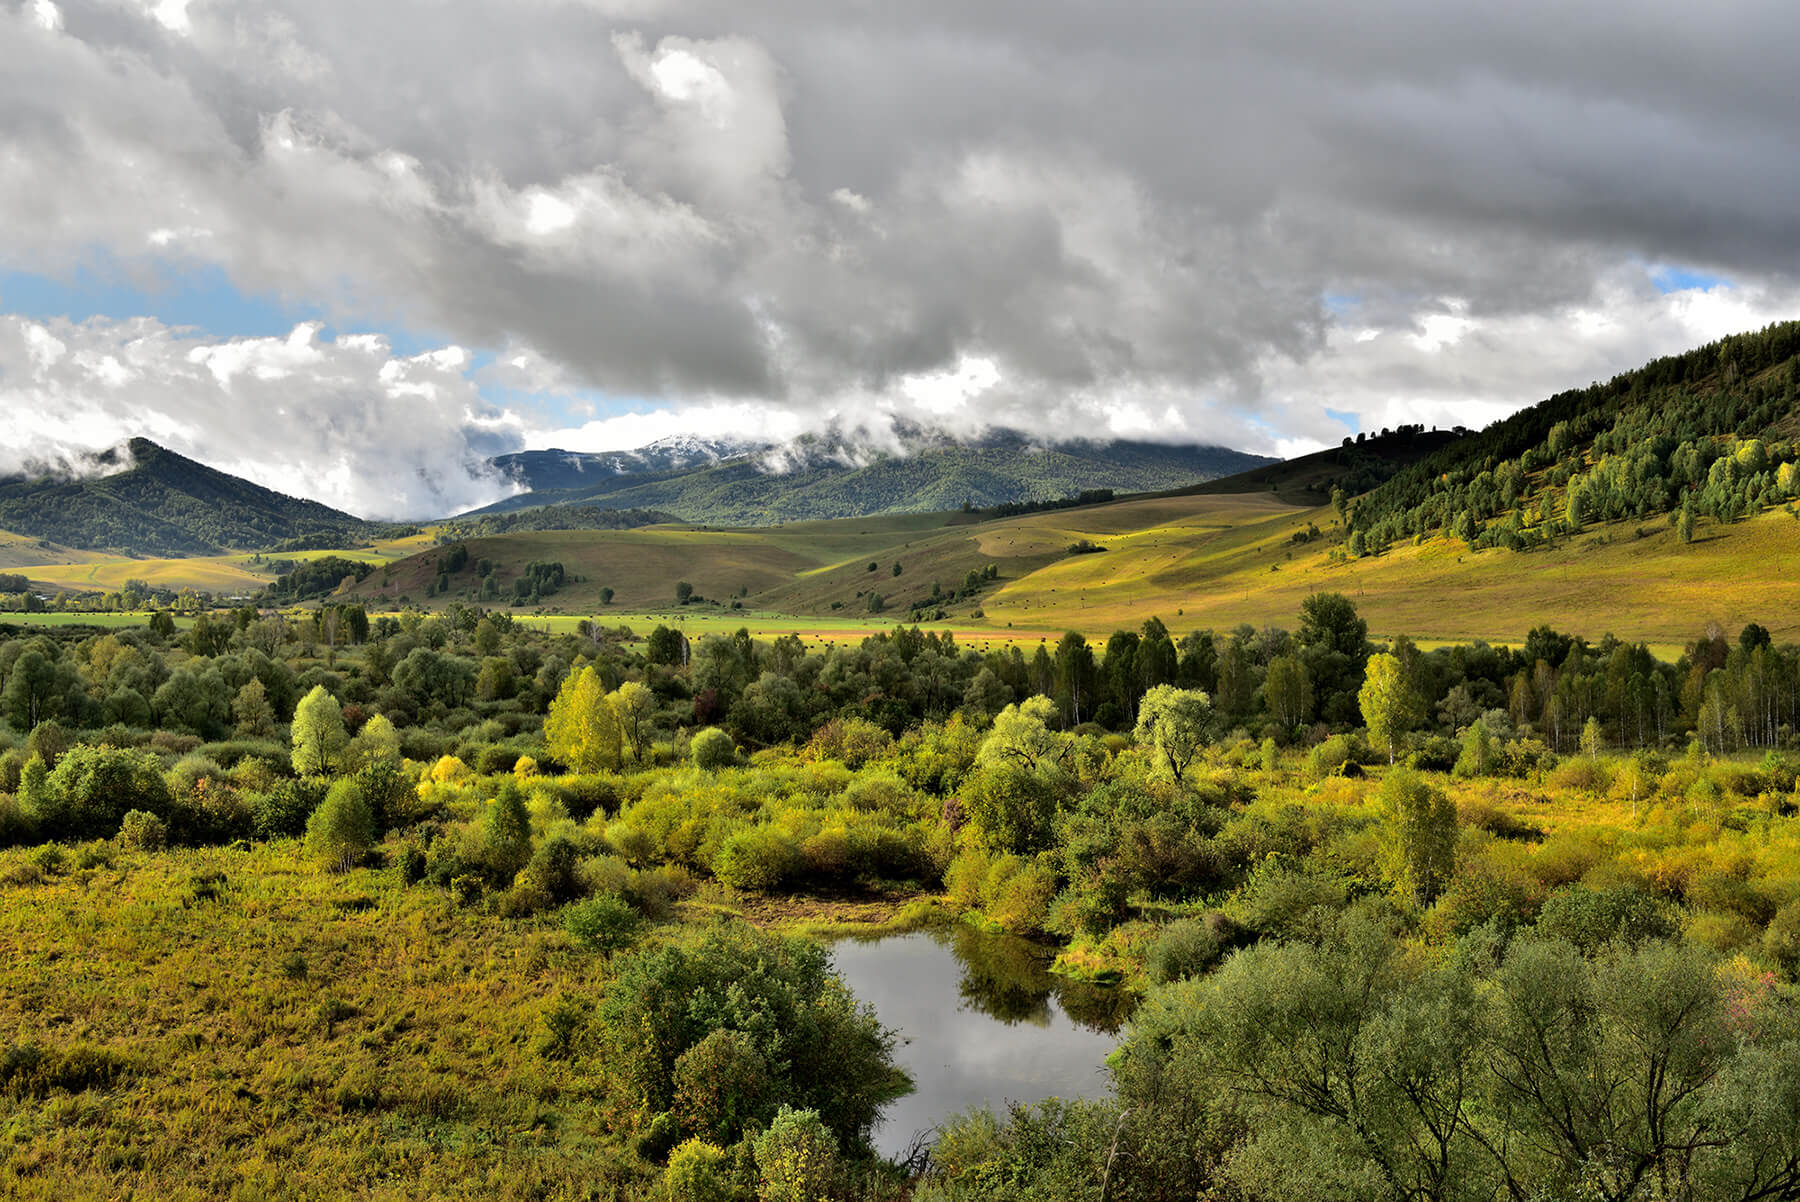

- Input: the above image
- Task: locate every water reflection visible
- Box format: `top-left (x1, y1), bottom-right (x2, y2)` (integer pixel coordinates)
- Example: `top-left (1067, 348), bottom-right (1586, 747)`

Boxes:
top-left (828, 926), bottom-right (1135, 1159)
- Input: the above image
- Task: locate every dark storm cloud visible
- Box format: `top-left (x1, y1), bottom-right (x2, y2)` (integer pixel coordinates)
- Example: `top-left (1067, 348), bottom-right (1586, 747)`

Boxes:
top-left (3, 0), bottom-right (1799, 513)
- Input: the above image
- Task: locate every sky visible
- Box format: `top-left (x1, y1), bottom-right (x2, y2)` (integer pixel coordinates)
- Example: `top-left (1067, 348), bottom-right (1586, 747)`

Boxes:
top-left (4, 1), bottom-right (1800, 519)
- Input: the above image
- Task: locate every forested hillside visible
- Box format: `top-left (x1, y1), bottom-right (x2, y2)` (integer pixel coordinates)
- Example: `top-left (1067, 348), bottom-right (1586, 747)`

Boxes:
top-left (1345, 321), bottom-right (1800, 554)
top-left (476, 429), bottom-right (1274, 526)
top-left (0, 440), bottom-right (377, 557)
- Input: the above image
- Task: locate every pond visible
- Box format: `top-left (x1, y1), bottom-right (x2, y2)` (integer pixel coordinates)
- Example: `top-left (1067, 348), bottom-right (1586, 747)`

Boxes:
top-left (828, 925), bottom-right (1134, 1160)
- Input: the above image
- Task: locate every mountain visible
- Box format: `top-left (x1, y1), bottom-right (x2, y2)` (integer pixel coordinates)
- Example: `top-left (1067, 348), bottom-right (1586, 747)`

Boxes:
top-left (0, 439), bottom-right (378, 557)
top-left (478, 427), bottom-right (1277, 526)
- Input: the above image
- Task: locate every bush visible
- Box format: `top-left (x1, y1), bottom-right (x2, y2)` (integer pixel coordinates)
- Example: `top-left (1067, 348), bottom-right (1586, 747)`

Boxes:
top-left (480, 782), bottom-right (533, 884)
top-left (564, 893), bottom-right (642, 955)
top-left (598, 926), bottom-right (909, 1154)
top-left (713, 826), bottom-right (802, 893)
top-left (1306, 733), bottom-right (1371, 780)
top-left (1232, 862), bottom-right (1348, 939)
top-left (304, 778), bottom-right (376, 872)
top-left (42, 744), bottom-right (172, 840)
top-left (1764, 900), bottom-right (1800, 978)
top-left (1497, 738), bottom-right (1557, 777)
top-left (691, 728), bottom-right (737, 772)
top-left (253, 778), bottom-right (325, 840)
top-left (518, 835), bottom-right (585, 904)
top-left (117, 809), bottom-right (168, 852)
top-left (662, 1139), bottom-right (735, 1202)
top-left (1146, 915), bottom-right (1233, 984)
top-left (1535, 884), bottom-right (1675, 954)
top-left (673, 1028), bottom-right (775, 1144)
top-left (754, 1107), bottom-right (840, 1202)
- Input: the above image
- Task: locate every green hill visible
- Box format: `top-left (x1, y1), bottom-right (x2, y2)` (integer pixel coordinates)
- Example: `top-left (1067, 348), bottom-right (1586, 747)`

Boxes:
top-left (479, 429), bottom-right (1275, 526)
top-left (1345, 321), bottom-right (1800, 553)
top-left (0, 439), bottom-right (378, 557)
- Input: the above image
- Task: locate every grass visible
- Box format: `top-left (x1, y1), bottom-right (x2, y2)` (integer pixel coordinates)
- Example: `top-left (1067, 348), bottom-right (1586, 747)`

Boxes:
top-left (8, 534), bottom-right (434, 598)
top-left (0, 839), bottom-right (639, 1199)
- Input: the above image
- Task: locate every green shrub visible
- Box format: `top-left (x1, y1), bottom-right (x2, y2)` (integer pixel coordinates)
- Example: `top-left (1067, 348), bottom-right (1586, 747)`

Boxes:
top-left (754, 1106), bottom-right (840, 1202)
top-left (1146, 915), bottom-right (1229, 984)
top-left (42, 744), bottom-right (172, 840)
top-left (1535, 884), bottom-right (1675, 954)
top-left (662, 1139), bottom-right (735, 1202)
top-left (117, 809), bottom-right (169, 852)
top-left (253, 778), bottom-right (325, 840)
top-left (304, 778), bottom-right (376, 872)
top-left (1306, 732), bottom-right (1371, 780)
top-left (1232, 862), bottom-right (1349, 939)
top-left (712, 826), bottom-right (802, 892)
top-left (480, 782), bottom-right (533, 884)
top-left (691, 728), bottom-right (737, 772)
top-left (599, 926), bottom-right (909, 1154)
top-left (519, 835), bottom-right (585, 904)
top-left (1764, 900), bottom-right (1800, 978)
top-left (673, 1028), bottom-right (776, 1145)
top-left (564, 893), bottom-right (642, 955)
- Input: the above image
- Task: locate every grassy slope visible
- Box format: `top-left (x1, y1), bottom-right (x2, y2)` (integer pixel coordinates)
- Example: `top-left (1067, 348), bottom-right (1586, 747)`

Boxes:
top-left (981, 502), bottom-right (1800, 645)
top-left (5, 534), bottom-right (436, 598)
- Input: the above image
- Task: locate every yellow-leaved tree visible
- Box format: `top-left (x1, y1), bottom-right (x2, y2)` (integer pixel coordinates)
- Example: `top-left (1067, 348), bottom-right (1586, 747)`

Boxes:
top-left (546, 666), bottom-right (622, 772)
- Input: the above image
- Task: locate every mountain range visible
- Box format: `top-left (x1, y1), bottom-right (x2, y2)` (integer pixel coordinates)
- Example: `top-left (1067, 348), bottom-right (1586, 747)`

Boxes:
top-left (477, 426), bottom-right (1277, 527)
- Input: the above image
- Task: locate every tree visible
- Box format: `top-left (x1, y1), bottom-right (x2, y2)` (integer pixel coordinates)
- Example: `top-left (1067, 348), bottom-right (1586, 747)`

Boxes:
top-left (676, 580), bottom-right (694, 605)
top-left (610, 681), bottom-right (656, 763)
top-left (1359, 652), bottom-right (1420, 764)
top-left (1053, 632), bottom-right (1097, 726)
top-left (1264, 654), bottom-right (1313, 728)
top-left (1453, 718), bottom-right (1495, 778)
top-left (599, 586), bottom-right (614, 605)
top-left (544, 666), bottom-right (622, 772)
top-left (233, 678), bottom-right (276, 738)
top-left (304, 777), bottom-right (375, 872)
top-left (977, 696), bottom-right (1065, 774)
top-left (482, 781), bottom-right (533, 883)
top-left (1298, 592), bottom-right (1371, 724)
top-left (1378, 767), bottom-right (1458, 906)
top-left (351, 712), bottom-right (401, 767)
top-left (1133, 685), bottom-right (1213, 782)
top-left (1580, 715), bottom-right (1603, 760)
top-left (290, 685), bottom-right (348, 776)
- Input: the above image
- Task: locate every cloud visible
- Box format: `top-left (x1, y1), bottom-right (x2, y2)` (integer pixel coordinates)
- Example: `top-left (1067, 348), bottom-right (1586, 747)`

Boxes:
top-left (2, 0), bottom-right (1798, 490)
top-left (0, 315), bottom-right (522, 520)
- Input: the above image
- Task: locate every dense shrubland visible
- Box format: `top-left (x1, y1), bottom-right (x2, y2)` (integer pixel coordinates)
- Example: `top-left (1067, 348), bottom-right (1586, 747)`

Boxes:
top-left (2, 594), bottom-right (1800, 1197)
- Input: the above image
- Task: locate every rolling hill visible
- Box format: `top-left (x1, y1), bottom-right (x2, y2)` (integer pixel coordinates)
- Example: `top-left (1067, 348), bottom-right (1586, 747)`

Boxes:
top-left (352, 320), bottom-right (1800, 649)
top-left (0, 439), bottom-right (380, 557)
top-left (477, 426), bottom-right (1276, 526)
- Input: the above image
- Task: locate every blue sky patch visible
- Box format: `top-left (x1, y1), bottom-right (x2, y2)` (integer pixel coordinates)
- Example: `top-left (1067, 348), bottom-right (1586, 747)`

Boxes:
top-left (1648, 264), bottom-right (1728, 294)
